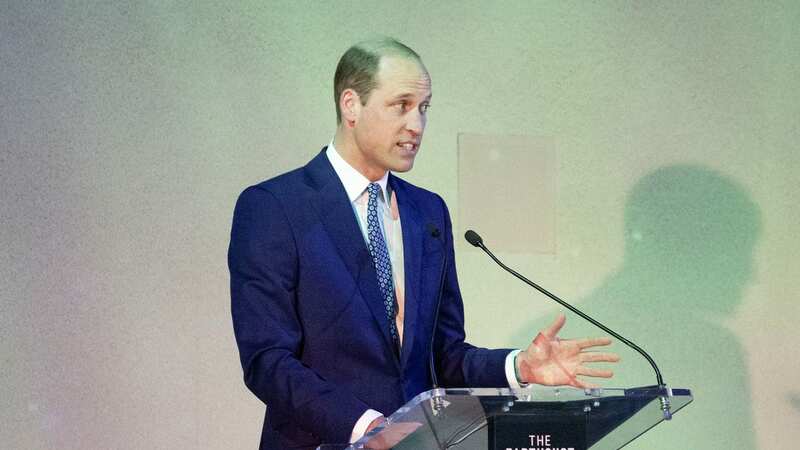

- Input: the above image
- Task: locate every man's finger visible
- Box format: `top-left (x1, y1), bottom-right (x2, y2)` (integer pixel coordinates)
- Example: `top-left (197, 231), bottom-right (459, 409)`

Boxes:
top-left (542, 313), bottom-right (566, 339)
top-left (576, 366), bottom-right (614, 378)
top-left (579, 352), bottom-right (620, 363)
top-left (365, 422), bottom-right (423, 449)
top-left (576, 337), bottom-right (612, 349)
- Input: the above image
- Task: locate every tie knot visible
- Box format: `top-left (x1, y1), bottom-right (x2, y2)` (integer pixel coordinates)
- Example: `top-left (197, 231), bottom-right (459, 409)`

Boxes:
top-left (367, 183), bottom-right (381, 200)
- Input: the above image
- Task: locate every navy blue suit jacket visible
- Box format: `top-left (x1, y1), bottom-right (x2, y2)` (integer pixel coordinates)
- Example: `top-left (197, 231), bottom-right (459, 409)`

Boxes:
top-left (229, 150), bottom-right (511, 449)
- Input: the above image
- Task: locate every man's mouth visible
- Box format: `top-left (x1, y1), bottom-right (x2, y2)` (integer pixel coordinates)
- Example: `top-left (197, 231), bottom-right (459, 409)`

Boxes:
top-left (397, 141), bottom-right (418, 152)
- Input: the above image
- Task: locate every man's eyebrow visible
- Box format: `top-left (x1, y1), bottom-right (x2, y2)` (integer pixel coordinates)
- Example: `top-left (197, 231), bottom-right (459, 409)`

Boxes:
top-left (390, 93), bottom-right (433, 102)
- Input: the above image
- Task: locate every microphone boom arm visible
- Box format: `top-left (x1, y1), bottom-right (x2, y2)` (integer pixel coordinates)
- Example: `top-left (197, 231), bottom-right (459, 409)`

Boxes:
top-left (465, 230), bottom-right (665, 388)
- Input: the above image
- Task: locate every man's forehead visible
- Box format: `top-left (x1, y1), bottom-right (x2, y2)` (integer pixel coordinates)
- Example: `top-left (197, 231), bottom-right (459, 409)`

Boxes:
top-left (375, 56), bottom-right (432, 96)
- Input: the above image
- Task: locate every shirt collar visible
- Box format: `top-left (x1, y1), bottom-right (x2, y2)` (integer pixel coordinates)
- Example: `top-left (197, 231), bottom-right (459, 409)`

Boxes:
top-left (326, 139), bottom-right (389, 203)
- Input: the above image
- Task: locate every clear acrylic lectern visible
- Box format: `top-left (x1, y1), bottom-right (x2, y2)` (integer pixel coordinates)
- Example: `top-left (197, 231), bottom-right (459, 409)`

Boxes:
top-left (318, 385), bottom-right (692, 450)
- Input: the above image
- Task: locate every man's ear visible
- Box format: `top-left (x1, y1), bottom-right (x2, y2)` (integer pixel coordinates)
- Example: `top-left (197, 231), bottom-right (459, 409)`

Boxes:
top-left (340, 88), bottom-right (361, 128)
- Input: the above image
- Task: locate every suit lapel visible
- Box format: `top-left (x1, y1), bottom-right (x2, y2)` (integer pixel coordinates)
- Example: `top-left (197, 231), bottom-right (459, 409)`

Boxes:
top-left (305, 150), bottom-right (399, 360)
top-left (390, 175), bottom-right (424, 369)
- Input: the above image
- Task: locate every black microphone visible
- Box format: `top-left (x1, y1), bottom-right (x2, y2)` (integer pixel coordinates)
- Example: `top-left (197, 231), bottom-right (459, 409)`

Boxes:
top-left (464, 229), bottom-right (482, 247)
top-left (427, 223), bottom-right (446, 395)
top-left (464, 229), bottom-right (673, 419)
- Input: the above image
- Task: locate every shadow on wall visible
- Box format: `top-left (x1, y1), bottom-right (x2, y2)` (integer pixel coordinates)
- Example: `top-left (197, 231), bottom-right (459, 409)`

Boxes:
top-left (789, 393), bottom-right (800, 412)
top-left (511, 164), bottom-right (761, 449)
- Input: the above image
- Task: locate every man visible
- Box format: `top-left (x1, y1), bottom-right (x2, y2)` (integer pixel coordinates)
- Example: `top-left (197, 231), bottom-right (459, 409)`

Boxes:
top-left (229, 38), bottom-right (619, 449)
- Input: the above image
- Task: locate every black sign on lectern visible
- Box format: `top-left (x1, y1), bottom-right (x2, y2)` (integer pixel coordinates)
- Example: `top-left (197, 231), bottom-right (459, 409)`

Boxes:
top-left (490, 411), bottom-right (587, 450)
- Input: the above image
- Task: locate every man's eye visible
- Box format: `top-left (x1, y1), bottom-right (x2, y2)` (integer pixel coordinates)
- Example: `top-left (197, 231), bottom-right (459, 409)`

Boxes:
top-left (420, 104), bottom-right (430, 113)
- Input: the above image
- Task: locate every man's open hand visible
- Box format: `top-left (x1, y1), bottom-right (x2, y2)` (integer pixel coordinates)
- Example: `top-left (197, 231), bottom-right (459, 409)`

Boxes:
top-left (516, 314), bottom-right (620, 389)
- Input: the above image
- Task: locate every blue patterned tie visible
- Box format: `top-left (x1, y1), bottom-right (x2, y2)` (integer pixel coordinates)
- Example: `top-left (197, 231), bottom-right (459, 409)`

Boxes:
top-left (366, 183), bottom-right (399, 349)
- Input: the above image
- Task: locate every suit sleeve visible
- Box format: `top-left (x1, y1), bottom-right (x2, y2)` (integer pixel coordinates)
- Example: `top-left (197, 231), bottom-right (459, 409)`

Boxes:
top-left (228, 186), bottom-right (369, 445)
top-left (432, 195), bottom-right (513, 388)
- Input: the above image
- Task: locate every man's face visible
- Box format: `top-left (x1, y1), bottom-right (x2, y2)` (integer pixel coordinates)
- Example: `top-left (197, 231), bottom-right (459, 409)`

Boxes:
top-left (350, 56), bottom-right (432, 176)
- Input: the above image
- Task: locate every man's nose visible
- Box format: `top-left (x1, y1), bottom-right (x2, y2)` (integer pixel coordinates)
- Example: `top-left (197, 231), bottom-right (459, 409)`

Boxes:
top-left (406, 110), bottom-right (424, 135)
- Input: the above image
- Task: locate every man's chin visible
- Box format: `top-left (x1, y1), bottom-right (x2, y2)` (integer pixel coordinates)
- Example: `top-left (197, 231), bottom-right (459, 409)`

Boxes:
top-left (391, 161), bottom-right (415, 173)
top-left (389, 154), bottom-right (417, 173)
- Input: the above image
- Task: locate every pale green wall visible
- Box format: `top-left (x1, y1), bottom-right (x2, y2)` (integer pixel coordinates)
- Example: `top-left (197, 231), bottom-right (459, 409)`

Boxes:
top-left (2, 1), bottom-right (798, 449)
